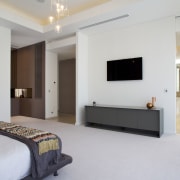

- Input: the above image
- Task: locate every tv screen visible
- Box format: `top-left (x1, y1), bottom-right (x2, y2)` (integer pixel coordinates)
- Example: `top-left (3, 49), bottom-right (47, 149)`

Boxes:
top-left (107, 57), bottom-right (143, 81)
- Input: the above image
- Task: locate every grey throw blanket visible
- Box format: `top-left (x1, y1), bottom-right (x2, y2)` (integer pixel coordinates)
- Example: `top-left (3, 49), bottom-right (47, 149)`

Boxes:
top-left (0, 121), bottom-right (62, 179)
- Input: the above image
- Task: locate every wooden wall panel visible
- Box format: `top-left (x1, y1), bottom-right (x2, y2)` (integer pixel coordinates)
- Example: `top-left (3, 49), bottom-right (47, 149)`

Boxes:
top-left (11, 42), bottom-right (45, 119)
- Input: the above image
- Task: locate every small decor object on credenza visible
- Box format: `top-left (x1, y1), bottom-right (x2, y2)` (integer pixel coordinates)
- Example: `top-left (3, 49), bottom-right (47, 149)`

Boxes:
top-left (152, 97), bottom-right (156, 107)
top-left (146, 102), bottom-right (153, 109)
top-left (146, 97), bottom-right (156, 109)
top-left (93, 101), bottom-right (96, 106)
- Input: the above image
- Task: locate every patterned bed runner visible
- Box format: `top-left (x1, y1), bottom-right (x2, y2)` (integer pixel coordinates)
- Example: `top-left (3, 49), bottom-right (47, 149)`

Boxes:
top-left (0, 121), bottom-right (64, 178)
top-left (0, 121), bottom-right (59, 155)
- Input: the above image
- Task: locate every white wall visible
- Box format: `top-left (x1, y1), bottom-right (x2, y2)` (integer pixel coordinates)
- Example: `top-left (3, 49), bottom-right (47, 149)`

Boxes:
top-left (176, 17), bottom-right (180, 33)
top-left (0, 26), bottom-right (11, 122)
top-left (76, 32), bottom-right (89, 125)
top-left (78, 17), bottom-right (176, 133)
top-left (45, 51), bottom-right (58, 119)
top-left (176, 17), bottom-right (180, 47)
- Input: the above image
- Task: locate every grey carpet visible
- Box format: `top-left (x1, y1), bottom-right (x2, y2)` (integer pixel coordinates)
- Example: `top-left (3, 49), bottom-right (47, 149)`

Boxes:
top-left (12, 116), bottom-right (180, 180)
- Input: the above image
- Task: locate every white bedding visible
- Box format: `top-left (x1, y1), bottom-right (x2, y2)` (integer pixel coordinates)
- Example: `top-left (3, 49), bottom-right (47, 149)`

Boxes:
top-left (0, 135), bottom-right (31, 180)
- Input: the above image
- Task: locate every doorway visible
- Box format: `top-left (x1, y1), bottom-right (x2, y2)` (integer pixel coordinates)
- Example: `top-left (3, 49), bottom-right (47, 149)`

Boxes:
top-left (58, 58), bottom-right (76, 124)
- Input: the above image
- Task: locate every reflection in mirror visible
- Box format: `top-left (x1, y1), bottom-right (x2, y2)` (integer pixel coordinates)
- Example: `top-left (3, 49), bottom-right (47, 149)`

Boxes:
top-left (11, 88), bottom-right (32, 98)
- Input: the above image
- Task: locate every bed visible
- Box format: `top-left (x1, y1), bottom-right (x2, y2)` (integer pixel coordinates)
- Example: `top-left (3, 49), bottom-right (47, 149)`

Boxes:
top-left (0, 121), bottom-right (72, 180)
top-left (0, 135), bottom-right (31, 179)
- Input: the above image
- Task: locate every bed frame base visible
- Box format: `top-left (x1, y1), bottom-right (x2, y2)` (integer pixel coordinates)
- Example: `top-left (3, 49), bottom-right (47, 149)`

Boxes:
top-left (22, 153), bottom-right (72, 180)
top-left (54, 171), bottom-right (58, 176)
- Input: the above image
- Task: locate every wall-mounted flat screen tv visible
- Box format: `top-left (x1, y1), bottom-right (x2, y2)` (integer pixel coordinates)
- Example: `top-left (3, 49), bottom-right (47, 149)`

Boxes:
top-left (107, 57), bottom-right (143, 81)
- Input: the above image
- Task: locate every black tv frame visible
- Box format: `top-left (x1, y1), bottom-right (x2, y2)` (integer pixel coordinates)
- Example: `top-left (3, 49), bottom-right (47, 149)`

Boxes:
top-left (107, 57), bottom-right (143, 81)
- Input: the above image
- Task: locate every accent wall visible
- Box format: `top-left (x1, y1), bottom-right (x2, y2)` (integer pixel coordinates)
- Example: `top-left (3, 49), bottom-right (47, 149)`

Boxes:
top-left (77, 17), bottom-right (176, 133)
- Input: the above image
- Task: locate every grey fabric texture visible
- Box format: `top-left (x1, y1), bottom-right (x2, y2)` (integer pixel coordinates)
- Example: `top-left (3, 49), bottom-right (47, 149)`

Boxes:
top-left (0, 129), bottom-right (72, 179)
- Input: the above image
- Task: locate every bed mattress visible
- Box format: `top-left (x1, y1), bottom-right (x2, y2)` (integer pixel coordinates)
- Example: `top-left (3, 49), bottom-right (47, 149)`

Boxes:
top-left (0, 135), bottom-right (31, 180)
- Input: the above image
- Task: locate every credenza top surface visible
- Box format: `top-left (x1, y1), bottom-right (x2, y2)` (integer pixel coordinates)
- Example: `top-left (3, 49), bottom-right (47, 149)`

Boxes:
top-left (85, 104), bottom-right (162, 111)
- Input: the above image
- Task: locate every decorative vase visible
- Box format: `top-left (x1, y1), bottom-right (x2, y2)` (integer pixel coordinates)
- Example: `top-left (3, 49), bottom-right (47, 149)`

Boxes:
top-left (146, 102), bottom-right (153, 109)
top-left (146, 97), bottom-right (156, 109)
top-left (152, 97), bottom-right (156, 107)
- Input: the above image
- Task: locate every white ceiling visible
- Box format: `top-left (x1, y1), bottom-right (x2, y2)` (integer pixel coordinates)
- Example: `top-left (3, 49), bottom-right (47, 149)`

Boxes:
top-left (0, 0), bottom-right (180, 60)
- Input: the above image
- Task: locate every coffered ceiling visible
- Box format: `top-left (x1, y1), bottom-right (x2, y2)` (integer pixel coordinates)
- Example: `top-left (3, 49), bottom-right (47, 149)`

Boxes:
top-left (0, 0), bottom-right (111, 25)
top-left (0, 0), bottom-right (180, 59)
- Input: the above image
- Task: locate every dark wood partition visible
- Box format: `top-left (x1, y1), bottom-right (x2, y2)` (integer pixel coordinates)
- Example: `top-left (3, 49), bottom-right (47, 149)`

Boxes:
top-left (11, 42), bottom-right (45, 119)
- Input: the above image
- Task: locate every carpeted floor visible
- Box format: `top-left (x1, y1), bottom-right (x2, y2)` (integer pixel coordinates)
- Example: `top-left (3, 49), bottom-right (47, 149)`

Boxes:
top-left (12, 116), bottom-right (180, 180)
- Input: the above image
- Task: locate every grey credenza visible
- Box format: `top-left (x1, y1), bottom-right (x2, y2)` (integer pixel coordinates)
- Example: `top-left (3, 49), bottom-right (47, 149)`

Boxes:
top-left (85, 105), bottom-right (163, 137)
